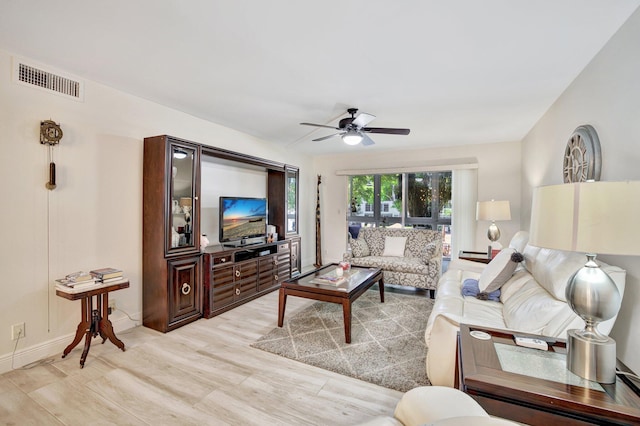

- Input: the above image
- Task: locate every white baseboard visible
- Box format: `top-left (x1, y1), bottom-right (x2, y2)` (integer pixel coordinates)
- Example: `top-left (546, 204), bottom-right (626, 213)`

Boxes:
top-left (0, 312), bottom-right (141, 374)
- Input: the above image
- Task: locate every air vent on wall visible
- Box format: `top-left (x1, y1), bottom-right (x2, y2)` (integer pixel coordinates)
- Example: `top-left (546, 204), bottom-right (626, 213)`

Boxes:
top-left (12, 58), bottom-right (84, 101)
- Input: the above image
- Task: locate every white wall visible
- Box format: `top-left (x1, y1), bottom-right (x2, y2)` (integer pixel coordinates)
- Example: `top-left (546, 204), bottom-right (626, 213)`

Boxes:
top-left (521, 9), bottom-right (640, 373)
top-left (200, 161), bottom-right (268, 243)
top-left (0, 50), bottom-right (313, 371)
top-left (312, 141), bottom-right (522, 264)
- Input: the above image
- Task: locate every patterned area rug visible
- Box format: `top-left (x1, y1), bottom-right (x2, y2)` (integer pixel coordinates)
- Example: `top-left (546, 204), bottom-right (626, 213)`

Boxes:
top-left (251, 289), bottom-right (434, 392)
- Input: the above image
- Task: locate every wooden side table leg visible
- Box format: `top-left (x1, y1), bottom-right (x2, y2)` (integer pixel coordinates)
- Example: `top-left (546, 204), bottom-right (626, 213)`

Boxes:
top-left (62, 297), bottom-right (90, 358)
top-left (79, 328), bottom-right (92, 368)
top-left (277, 288), bottom-right (287, 327)
top-left (79, 298), bottom-right (98, 368)
top-left (378, 275), bottom-right (385, 303)
top-left (99, 318), bottom-right (125, 352)
top-left (343, 300), bottom-right (352, 344)
top-left (96, 294), bottom-right (108, 343)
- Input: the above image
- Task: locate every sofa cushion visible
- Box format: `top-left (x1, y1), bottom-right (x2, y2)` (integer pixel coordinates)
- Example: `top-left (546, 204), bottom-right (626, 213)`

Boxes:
top-left (421, 242), bottom-right (439, 262)
top-left (351, 238), bottom-right (370, 258)
top-left (351, 256), bottom-right (429, 274)
top-left (383, 236), bottom-right (407, 257)
top-left (365, 230), bottom-right (385, 256)
top-left (478, 248), bottom-right (517, 293)
top-left (358, 227), bottom-right (442, 258)
top-left (502, 277), bottom-right (579, 335)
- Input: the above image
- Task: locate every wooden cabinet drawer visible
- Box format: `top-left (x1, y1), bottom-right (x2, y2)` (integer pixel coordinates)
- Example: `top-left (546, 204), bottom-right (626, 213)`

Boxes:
top-left (211, 264), bottom-right (234, 289)
top-left (212, 254), bottom-right (233, 265)
top-left (278, 242), bottom-right (290, 253)
top-left (211, 284), bottom-right (235, 310)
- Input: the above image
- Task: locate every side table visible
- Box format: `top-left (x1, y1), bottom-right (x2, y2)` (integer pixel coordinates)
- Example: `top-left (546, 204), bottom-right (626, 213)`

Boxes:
top-left (56, 280), bottom-right (129, 368)
top-left (456, 324), bottom-right (640, 425)
top-left (458, 250), bottom-right (492, 264)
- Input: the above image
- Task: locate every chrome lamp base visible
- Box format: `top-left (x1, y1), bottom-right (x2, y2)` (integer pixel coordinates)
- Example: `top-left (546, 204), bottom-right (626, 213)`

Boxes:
top-left (565, 253), bottom-right (621, 384)
top-left (567, 329), bottom-right (617, 383)
top-left (487, 221), bottom-right (500, 242)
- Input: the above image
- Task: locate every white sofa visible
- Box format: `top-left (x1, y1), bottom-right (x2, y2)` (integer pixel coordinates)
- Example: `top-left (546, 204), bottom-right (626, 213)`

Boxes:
top-left (425, 231), bottom-right (626, 387)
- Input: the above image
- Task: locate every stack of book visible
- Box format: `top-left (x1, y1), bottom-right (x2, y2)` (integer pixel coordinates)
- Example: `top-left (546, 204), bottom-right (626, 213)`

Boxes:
top-left (55, 271), bottom-right (101, 292)
top-left (310, 270), bottom-right (347, 286)
top-left (90, 267), bottom-right (124, 283)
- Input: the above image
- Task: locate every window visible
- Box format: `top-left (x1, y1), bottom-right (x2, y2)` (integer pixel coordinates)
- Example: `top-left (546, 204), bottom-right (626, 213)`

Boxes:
top-left (348, 171), bottom-right (452, 256)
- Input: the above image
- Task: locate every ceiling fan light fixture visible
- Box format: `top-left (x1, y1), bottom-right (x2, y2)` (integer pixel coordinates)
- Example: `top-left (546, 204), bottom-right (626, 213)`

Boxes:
top-left (342, 130), bottom-right (363, 145)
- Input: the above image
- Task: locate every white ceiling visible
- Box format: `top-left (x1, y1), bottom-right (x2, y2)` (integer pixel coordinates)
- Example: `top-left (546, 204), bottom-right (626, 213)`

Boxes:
top-left (2, 0), bottom-right (639, 155)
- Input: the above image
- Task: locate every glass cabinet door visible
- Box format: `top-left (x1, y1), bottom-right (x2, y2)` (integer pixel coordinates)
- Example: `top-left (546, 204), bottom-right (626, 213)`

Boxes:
top-left (168, 143), bottom-right (198, 252)
top-left (286, 166), bottom-right (299, 235)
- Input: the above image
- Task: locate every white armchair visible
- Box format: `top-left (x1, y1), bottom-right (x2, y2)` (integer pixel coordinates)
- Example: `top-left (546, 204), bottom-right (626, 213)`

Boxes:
top-left (358, 386), bottom-right (519, 426)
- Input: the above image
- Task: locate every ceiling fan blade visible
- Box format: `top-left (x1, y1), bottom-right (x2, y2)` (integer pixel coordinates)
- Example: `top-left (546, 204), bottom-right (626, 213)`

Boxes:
top-left (312, 132), bottom-right (343, 142)
top-left (300, 122), bottom-right (341, 130)
top-left (363, 127), bottom-right (411, 135)
top-left (360, 133), bottom-right (375, 146)
top-left (352, 112), bottom-right (376, 128)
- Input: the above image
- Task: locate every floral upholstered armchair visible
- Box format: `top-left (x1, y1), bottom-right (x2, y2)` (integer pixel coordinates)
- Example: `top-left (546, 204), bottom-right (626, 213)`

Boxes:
top-left (344, 227), bottom-right (442, 297)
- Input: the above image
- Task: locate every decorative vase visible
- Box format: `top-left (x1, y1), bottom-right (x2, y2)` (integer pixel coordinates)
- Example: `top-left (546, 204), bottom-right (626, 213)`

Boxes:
top-left (171, 227), bottom-right (180, 247)
top-left (200, 234), bottom-right (209, 252)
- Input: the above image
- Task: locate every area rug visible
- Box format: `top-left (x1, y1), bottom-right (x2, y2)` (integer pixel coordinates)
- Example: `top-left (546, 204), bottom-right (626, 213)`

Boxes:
top-left (250, 290), bottom-right (434, 392)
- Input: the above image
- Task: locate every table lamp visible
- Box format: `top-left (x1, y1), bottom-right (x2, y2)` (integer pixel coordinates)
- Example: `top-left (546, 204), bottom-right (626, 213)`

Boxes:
top-left (529, 181), bottom-right (640, 383)
top-left (476, 200), bottom-right (511, 250)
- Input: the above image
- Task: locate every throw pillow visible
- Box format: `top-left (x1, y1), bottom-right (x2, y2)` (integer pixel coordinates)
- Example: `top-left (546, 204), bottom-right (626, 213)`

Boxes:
top-left (350, 238), bottom-right (370, 258)
top-left (382, 236), bottom-right (407, 257)
top-left (478, 248), bottom-right (523, 293)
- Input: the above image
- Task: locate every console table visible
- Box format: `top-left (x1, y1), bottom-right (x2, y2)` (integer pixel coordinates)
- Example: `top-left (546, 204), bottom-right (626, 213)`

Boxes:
top-left (56, 280), bottom-right (129, 368)
top-left (456, 324), bottom-right (640, 425)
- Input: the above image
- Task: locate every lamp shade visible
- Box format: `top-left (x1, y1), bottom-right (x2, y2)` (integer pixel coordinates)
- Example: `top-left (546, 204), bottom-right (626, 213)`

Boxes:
top-left (530, 181), bottom-right (640, 255)
top-left (476, 200), bottom-right (511, 221)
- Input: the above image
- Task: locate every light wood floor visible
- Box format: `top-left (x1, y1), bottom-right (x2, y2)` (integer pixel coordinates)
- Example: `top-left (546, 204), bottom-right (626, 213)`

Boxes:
top-left (0, 290), bottom-right (403, 425)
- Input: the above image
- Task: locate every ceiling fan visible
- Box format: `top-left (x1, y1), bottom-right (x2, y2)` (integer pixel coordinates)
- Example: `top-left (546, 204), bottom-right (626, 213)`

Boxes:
top-left (300, 108), bottom-right (410, 146)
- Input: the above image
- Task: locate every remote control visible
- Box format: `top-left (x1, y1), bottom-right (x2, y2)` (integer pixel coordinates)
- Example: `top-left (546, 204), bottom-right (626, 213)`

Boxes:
top-left (514, 336), bottom-right (548, 351)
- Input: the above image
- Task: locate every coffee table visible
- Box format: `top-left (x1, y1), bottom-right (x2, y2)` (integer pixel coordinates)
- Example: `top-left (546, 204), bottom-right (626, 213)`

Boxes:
top-left (277, 263), bottom-right (384, 343)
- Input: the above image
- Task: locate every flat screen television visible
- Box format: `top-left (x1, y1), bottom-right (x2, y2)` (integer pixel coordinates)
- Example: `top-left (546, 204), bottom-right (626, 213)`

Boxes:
top-left (219, 196), bottom-right (268, 246)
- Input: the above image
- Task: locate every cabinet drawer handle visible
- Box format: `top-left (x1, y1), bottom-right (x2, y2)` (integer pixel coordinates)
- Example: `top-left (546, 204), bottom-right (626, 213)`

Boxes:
top-left (235, 270), bottom-right (241, 278)
top-left (235, 288), bottom-right (241, 296)
top-left (181, 283), bottom-right (191, 295)
top-left (221, 258), bottom-right (226, 263)
top-left (274, 274), bottom-right (279, 282)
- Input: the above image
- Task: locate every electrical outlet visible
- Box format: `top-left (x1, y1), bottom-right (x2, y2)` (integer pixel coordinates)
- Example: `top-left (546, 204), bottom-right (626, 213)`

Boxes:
top-left (108, 299), bottom-right (117, 312)
top-left (11, 323), bottom-right (25, 340)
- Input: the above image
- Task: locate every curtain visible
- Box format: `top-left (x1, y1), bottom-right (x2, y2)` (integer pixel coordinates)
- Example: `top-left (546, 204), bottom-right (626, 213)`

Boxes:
top-left (451, 169), bottom-right (477, 259)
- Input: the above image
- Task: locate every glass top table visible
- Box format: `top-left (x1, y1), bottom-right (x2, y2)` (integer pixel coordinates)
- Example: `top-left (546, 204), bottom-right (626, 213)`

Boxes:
top-left (456, 324), bottom-right (640, 425)
top-left (277, 263), bottom-right (384, 343)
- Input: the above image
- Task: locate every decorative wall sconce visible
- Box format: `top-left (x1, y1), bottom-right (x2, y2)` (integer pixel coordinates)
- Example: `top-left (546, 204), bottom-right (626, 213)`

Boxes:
top-left (40, 120), bottom-right (63, 190)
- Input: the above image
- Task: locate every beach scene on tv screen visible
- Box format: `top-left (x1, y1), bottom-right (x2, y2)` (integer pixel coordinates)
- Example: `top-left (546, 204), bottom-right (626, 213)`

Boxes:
top-left (222, 198), bottom-right (266, 240)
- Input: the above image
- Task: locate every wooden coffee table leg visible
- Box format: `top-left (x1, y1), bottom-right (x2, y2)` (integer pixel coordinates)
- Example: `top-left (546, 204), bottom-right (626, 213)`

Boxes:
top-left (278, 287), bottom-right (287, 327)
top-left (342, 300), bottom-right (352, 344)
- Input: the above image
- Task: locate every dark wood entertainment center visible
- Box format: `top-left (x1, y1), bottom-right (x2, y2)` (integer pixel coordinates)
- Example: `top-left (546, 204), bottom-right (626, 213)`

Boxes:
top-left (142, 135), bottom-right (300, 332)
top-left (202, 240), bottom-right (292, 317)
